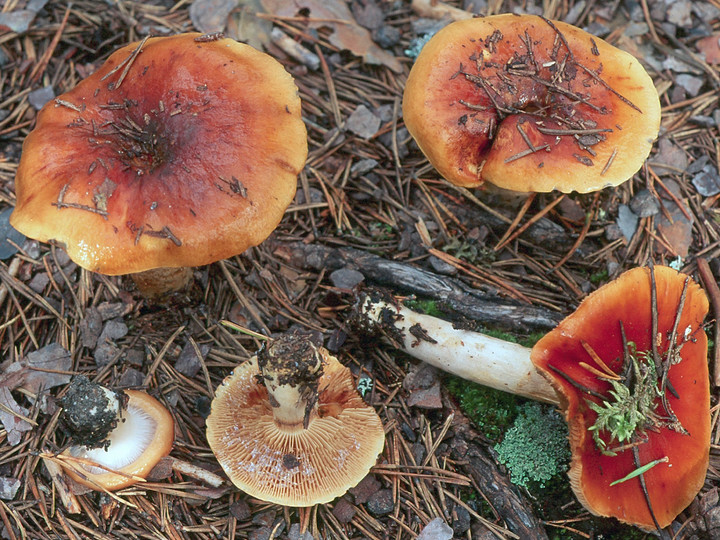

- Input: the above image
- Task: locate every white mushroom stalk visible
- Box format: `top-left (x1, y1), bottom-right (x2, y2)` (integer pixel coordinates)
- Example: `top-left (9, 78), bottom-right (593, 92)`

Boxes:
top-left (354, 291), bottom-right (558, 405)
top-left (256, 336), bottom-right (324, 430)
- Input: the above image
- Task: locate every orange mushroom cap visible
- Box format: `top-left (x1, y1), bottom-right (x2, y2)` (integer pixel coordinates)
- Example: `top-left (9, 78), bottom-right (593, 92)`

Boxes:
top-left (11, 33), bottom-right (307, 275)
top-left (206, 340), bottom-right (385, 507)
top-left (63, 390), bottom-right (175, 491)
top-left (531, 266), bottom-right (710, 529)
top-left (403, 14), bottom-right (660, 192)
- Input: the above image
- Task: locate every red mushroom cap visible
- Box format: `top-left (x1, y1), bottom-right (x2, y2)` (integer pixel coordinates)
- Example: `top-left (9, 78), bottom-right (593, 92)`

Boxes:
top-left (531, 266), bottom-right (710, 529)
top-left (403, 14), bottom-right (660, 193)
top-left (11, 33), bottom-right (307, 275)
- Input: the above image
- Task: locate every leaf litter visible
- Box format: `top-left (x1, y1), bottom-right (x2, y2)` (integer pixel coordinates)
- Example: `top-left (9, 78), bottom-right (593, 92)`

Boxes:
top-left (0, 0), bottom-right (719, 538)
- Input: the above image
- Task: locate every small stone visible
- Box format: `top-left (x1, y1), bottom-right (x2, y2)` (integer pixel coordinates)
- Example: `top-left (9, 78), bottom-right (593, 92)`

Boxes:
top-left (366, 489), bottom-right (394, 517)
top-left (80, 308), bottom-right (103, 348)
top-left (629, 189), bottom-right (660, 218)
top-left (0, 477), bottom-right (20, 500)
top-left (404, 363), bottom-right (440, 391)
top-left (94, 341), bottom-right (120, 367)
top-left (286, 523), bottom-right (315, 540)
top-left (417, 517), bottom-right (454, 540)
top-left (0, 207), bottom-right (25, 260)
top-left (562, 0), bottom-right (585, 25)
top-left (351, 0), bottom-right (383, 30)
top-left (28, 85), bottom-right (54, 110)
top-left (666, 0), bottom-right (692, 26)
top-left (349, 474), bottom-right (381, 504)
top-left (28, 272), bottom-right (50, 293)
top-left (406, 383), bottom-right (443, 409)
top-left (125, 349), bottom-right (145, 366)
top-left (251, 510), bottom-right (275, 528)
top-left (692, 165), bottom-right (720, 196)
top-left (97, 302), bottom-right (130, 320)
top-left (676, 74), bottom-right (704, 97)
top-left (329, 268), bottom-right (364, 290)
top-left (146, 456), bottom-right (174, 481)
top-left (373, 25), bottom-right (401, 48)
top-left (428, 255), bottom-right (458, 276)
top-left (616, 204), bottom-right (639, 242)
top-left (248, 528), bottom-right (272, 540)
top-left (690, 115), bottom-right (715, 128)
top-left (118, 368), bottom-right (144, 388)
top-left (705, 507), bottom-right (720, 531)
top-left (175, 341), bottom-right (210, 378)
top-left (23, 343), bottom-right (72, 393)
top-left (687, 154), bottom-right (710, 175)
top-left (662, 55), bottom-right (701, 74)
top-left (351, 158), bottom-right (378, 176)
top-left (346, 105), bottom-right (381, 139)
top-left (624, 22), bottom-right (649, 37)
top-left (229, 500), bottom-right (251, 520)
top-left (656, 202), bottom-right (693, 258)
top-left (451, 506), bottom-right (471, 535)
top-left (195, 395), bottom-right (212, 418)
top-left (651, 138), bottom-right (688, 174)
top-left (332, 497), bottom-right (356, 523)
top-left (53, 248), bottom-right (71, 267)
top-left (99, 319), bottom-right (128, 343)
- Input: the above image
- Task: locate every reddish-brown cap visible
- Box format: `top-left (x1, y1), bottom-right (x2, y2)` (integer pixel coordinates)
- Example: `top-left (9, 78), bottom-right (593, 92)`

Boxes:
top-left (63, 390), bottom-right (175, 491)
top-left (206, 348), bottom-right (385, 506)
top-left (403, 15), bottom-right (660, 193)
top-left (11, 33), bottom-right (306, 274)
top-left (531, 266), bottom-right (710, 529)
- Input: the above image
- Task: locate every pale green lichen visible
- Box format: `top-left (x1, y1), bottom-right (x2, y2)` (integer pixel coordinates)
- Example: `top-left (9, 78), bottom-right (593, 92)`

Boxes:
top-left (494, 402), bottom-right (570, 489)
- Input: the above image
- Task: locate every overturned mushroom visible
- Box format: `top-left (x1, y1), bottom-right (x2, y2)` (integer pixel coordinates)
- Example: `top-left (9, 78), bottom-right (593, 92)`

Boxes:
top-left (403, 15), bottom-right (661, 193)
top-left (206, 334), bottom-right (385, 506)
top-left (11, 33), bottom-right (307, 298)
top-left (58, 376), bottom-right (174, 491)
top-left (355, 266), bottom-right (710, 532)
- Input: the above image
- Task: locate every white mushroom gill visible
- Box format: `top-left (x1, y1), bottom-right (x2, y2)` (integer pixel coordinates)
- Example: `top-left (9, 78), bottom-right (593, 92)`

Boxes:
top-left (69, 402), bottom-right (158, 473)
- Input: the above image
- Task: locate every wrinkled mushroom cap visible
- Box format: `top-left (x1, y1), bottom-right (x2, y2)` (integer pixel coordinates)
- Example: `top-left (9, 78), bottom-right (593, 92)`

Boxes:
top-left (11, 33), bottom-right (307, 275)
top-left (403, 15), bottom-right (660, 193)
top-left (206, 349), bottom-right (385, 506)
top-left (63, 390), bottom-right (175, 491)
top-left (531, 266), bottom-right (710, 529)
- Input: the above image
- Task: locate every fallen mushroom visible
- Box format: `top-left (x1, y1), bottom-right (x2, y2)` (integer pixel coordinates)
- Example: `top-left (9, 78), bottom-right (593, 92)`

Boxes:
top-left (355, 265), bottom-right (710, 532)
top-left (11, 33), bottom-right (307, 298)
top-left (403, 15), bottom-right (661, 193)
top-left (57, 376), bottom-right (174, 491)
top-left (206, 334), bottom-right (385, 506)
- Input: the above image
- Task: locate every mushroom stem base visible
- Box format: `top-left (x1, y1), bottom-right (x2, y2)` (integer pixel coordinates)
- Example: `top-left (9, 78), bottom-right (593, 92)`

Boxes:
top-left (130, 266), bottom-right (194, 298)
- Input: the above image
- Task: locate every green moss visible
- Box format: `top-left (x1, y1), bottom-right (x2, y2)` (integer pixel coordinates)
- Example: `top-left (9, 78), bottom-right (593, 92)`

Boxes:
top-left (589, 269), bottom-right (609, 284)
top-left (446, 377), bottom-right (521, 442)
top-left (482, 328), bottom-right (545, 349)
top-left (494, 402), bottom-right (570, 489)
top-left (403, 298), bottom-right (442, 317)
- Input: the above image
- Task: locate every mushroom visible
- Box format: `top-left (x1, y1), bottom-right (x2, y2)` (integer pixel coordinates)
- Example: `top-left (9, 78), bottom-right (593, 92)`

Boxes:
top-left (355, 265), bottom-right (710, 531)
top-left (206, 334), bottom-right (385, 506)
top-left (10, 32), bottom-right (307, 298)
top-left (403, 15), bottom-right (661, 193)
top-left (58, 376), bottom-right (174, 491)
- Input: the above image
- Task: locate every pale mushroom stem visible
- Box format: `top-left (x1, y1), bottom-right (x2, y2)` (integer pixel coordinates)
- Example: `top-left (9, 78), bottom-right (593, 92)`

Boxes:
top-left (257, 335), bottom-right (324, 431)
top-left (130, 266), bottom-right (194, 298)
top-left (356, 293), bottom-right (559, 405)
